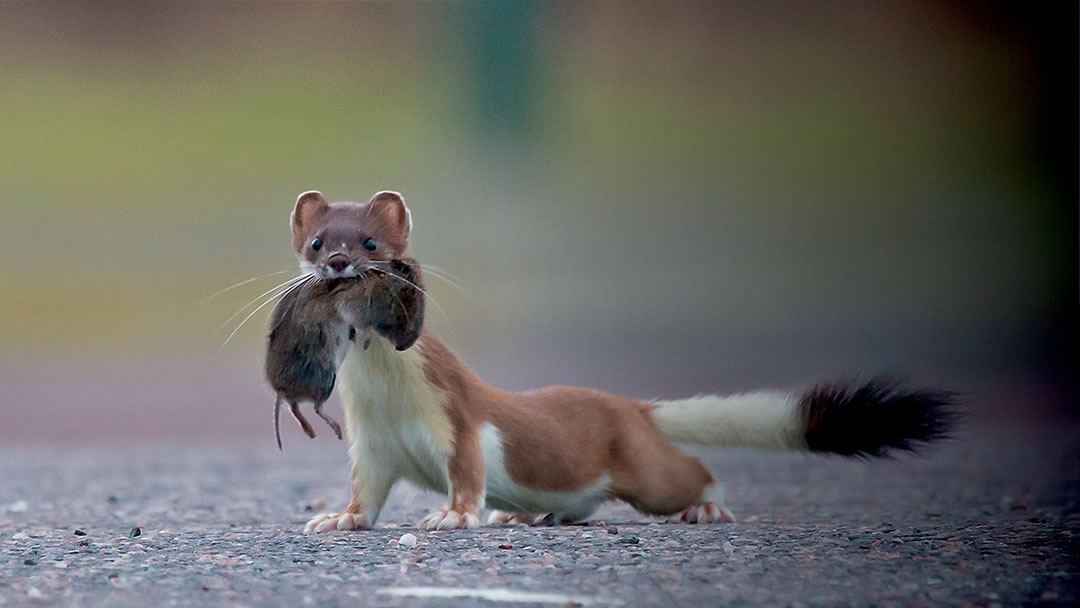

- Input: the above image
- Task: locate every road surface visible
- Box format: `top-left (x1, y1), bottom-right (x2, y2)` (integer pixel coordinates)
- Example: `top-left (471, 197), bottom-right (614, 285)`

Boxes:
top-left (1, 422), bottom-right (1077, 606)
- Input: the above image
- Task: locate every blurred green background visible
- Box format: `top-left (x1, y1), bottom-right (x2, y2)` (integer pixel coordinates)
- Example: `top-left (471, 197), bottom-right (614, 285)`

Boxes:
top-left (0, 2), bottom-right (1071, 442)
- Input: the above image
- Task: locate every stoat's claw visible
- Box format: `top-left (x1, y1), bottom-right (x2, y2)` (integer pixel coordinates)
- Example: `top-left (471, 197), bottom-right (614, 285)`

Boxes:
top-left (420, 508), bottom-right (480, 530)
top-left (668, 503), bottom-right (736, 524)
top-left (304, 511), bottom-right (369, 532)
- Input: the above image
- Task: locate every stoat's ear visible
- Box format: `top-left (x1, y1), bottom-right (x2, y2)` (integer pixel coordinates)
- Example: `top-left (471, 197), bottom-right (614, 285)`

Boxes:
top-left (291, 190), bottom-right (329, 250)
top-left (367, 190), bottom-right (413, 240)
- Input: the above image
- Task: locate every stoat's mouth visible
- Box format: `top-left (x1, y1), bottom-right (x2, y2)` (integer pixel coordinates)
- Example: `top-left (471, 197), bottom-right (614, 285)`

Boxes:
top-left (314, 268), bottom-right (383, 285)
top-left (316, 263), bottom-right (361, 280)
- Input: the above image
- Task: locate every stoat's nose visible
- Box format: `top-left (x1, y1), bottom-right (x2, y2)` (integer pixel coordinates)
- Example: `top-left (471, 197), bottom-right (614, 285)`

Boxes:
top-left (327, 254), bottom-right (350, 273)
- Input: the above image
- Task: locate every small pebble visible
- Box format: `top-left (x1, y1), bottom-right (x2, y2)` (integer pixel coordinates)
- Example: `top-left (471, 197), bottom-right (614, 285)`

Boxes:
top-left (398, 533), bottom-right (417, 549)
top-left (723, 540), bottom-right (734, 555)
top-left (498, 543), bottom-right (513, 550)
top-left (54, 561), bottom-right (68, 569)
top-left (606, 525), bottom-right (618, 535)
top-left (130, 527), bottom-right (142, 538)
top-left (24, 558), bottom-right (37, 566)
top-left (8, 500), bottom-right (28, 513)
top-left (12, 532), bottom-right (29, 541)
top-left (74, 529), bottom-right (87, 536)
top-left (27, 586), bottom-right (46, 600)
top-left (616, 536), bottom-right (639, 545)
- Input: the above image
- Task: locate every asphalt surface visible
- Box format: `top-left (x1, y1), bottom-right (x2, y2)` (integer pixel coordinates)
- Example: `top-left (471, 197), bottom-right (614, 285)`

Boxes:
top-left (1, 422), bottom-right (1077, 607)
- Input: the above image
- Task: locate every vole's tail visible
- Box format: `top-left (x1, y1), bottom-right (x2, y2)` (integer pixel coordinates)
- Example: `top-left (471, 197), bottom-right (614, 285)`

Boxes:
top-left (651, 377), bottom-right (957, 457)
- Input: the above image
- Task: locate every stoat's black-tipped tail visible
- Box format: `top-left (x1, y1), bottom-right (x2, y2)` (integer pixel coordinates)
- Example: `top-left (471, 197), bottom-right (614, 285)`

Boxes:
top-left (798, 377), bottom-right (959, 458)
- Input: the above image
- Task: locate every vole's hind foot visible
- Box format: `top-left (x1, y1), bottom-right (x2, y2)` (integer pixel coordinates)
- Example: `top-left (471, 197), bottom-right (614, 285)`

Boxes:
top-left (668, 503), bottom-right (736, 524)
top-left (313, 401), bottom-right (343, 440)
top-left (420, 508), bottom-right (480, 530)
top-left (289, 402), bottom-right (317, 439)
top-left (303, 511), bottom-right (370, 533)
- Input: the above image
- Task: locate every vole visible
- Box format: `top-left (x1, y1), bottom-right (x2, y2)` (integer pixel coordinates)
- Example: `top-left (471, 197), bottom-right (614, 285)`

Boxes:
top-left (265, 257), bottom-right (425, 450)
top-left (275, 190), bottom-right (955, 533)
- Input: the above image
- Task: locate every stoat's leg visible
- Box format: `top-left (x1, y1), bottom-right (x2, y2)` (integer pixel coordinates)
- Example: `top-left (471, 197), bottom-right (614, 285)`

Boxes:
top-left (668, 483), bottom-right (737, 524)
top-left (610, 426), bottom-right (736, 524)
top-left (304, 430), bottom-right (396, 532)
top-left (420, 427), bottom-right (484, 530)
top-left (313, 401), bottom-right (343, 440)
top-left (289, 402), bottom-right (317, 439)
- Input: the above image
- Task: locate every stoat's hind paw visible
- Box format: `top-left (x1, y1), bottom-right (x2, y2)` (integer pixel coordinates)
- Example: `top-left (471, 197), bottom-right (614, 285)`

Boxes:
top-left (486, 510), bottom-right (535, 525)
top-left (486, 510), bottom-right (565, 526)
top-left (420, 508), bottom-right (481, 530)
top-left (669, 503), bottom-right (736, 524)
top-left (303, 511), bottom-right (369, 532)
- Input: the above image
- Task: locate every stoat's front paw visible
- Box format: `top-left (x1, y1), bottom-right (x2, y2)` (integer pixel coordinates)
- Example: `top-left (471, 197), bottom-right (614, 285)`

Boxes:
top-left (304, 511), bottom-right (370, 532)
top-left (420, 508), bottom-right (480, 530)
top-left (668, 503), bottom-right (736, 524)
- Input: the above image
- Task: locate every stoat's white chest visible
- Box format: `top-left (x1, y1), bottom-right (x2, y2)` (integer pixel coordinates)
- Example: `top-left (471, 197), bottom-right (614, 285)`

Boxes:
top-left (336, 336), bottom-right (453, 493)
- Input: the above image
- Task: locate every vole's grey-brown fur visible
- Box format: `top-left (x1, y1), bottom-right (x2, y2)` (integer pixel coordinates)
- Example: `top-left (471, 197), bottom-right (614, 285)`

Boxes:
top-left (265, 259), bottom-right (425, 449)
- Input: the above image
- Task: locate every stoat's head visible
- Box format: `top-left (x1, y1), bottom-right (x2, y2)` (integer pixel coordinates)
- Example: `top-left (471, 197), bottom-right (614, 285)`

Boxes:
top-left (290, 190), bottom-right (413, 280)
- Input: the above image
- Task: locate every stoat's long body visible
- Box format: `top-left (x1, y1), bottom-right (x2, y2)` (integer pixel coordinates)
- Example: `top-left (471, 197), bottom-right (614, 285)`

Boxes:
top-left (285, 190), bottom-right (955, 532)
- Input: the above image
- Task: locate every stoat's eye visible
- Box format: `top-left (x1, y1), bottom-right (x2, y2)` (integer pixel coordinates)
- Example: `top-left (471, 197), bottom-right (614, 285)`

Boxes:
top-left (363, 238), bottom-right (377, 251)
top-left (311, 237), bottom-right (323, 251)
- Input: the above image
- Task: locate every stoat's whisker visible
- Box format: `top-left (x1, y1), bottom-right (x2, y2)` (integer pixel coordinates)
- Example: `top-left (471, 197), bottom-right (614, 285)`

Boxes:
top-left (368, 265), bottom-right (450, 324)
top-left (387, 283), bottom-right (413, 326)
top-left (277, 275), bottom-right (322, 327)
top-left (198, 269), bottom-right (296, 305)
top-left (217, 275), bottom-right (314, 354)
top-left (418, 262), bottom-right (464, 283)
top-left (418, 265), bottom-right (474, 301)
top-left (362, 264), bottom-right (412, 328)
top-left (216, 273), bottom-right (313, 333)
top-left (368, 260), bottom-right (474, 302)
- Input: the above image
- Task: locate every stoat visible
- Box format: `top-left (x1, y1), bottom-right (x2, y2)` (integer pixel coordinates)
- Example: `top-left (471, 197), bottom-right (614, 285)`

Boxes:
top-left (279, 190), bottom-right (955, 532)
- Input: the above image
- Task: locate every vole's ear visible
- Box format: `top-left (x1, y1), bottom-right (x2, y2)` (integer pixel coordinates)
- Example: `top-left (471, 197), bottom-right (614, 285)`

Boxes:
top-left (367, 191), bottom-right (413, 240)
top-left (291, 190), bottom-right (329, 250)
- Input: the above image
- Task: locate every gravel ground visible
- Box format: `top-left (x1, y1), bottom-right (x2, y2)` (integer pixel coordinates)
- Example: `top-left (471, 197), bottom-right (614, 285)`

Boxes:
top-left (1, 423), bottom-right (1077, 607)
